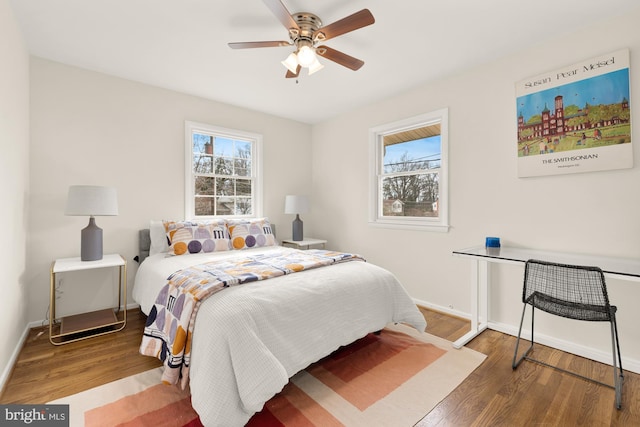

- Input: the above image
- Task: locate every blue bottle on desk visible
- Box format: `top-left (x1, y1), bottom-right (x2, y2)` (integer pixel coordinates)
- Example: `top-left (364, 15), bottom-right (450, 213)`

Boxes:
top-left (485, 237), bottom-right (500, 255)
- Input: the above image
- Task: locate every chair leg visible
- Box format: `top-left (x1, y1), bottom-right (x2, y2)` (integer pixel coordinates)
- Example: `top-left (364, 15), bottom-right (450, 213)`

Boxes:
top-left (613, 315), bottom-right (623, 378)
top-left (611, 316), bottom-right (623, 409)
top-left (512, 304), bottom-right (534, 369)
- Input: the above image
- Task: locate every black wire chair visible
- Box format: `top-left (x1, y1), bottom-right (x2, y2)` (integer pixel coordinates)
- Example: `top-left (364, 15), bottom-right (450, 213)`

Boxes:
top-left (512, 259), bottom-right (623, 409)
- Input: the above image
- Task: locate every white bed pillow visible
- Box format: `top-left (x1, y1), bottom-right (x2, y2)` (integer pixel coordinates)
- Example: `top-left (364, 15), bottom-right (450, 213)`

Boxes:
top-left (149, 220), bottom-right (169, 256)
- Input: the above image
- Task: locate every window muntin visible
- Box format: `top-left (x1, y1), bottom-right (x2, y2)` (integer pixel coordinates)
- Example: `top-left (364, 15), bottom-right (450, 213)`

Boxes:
top-left (185, 122), bottom-right (262, 219)
top-left (369, 109), bottom-right (449, 231)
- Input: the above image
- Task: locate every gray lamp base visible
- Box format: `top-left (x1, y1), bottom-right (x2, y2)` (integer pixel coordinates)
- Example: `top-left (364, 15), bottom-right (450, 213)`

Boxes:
top-left (292, 214), bottom-right (304, 241)
top-left (81, 217), bottom-right (103, 261)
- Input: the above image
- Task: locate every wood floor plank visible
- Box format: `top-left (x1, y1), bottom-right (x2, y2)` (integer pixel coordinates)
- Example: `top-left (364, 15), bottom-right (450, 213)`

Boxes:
top-left (1, 307), bottom-right (639, 426)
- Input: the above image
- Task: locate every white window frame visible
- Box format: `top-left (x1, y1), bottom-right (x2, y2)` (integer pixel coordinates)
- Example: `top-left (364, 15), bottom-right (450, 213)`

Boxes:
top-left (368, 108), bottom-right (449, 232)
top-left (184, 121), bottom-right (263, 220)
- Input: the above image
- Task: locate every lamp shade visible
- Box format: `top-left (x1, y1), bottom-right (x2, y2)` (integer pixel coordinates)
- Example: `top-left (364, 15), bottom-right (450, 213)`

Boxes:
top-left (281, 52), bottom-right (299, 74)
top-left (65, 185), bottom-right (119, 216)
top-left (308, 58), bottom-right (324, 75)
top-left (284, 195), bottom-right (309, 214)
top-left (296, 45), bottom-right (316, 67)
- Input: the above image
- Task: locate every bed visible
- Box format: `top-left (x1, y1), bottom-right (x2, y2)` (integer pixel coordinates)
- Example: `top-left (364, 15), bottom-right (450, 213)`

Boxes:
top-left (133, 219), bottom-right (427, 426)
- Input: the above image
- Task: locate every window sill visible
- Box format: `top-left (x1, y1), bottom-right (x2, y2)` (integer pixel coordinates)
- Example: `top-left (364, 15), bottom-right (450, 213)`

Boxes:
top-left (368, 220), bottom-right (450, 233)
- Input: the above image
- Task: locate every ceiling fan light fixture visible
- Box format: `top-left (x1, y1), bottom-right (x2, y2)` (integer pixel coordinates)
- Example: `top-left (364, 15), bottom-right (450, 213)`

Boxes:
top-left (281, 52), bottom-right (299, 74)
top-left (308, 57), bottom-right (324, 75)
top-left (296, 45), bottom-right (317, 68)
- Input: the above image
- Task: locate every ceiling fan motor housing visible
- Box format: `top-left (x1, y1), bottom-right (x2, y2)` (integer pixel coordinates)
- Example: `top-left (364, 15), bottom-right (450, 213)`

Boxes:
top-left (290, 12), bottom-right (324, 45)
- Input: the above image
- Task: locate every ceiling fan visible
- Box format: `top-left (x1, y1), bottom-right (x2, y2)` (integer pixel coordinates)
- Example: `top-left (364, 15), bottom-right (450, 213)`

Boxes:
top-left (228, 0), bottom-right (375, 78)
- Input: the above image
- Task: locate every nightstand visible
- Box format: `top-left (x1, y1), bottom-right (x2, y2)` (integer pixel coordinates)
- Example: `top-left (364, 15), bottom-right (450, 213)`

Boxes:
top-left (49, 254), bottom-right (127, 345)
top-left (281, 238), bottom-right (327, 250)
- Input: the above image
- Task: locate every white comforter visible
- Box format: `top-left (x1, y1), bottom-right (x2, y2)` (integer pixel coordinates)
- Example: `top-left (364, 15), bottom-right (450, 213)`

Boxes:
top-left (133, 247), bottom-right (427, 427)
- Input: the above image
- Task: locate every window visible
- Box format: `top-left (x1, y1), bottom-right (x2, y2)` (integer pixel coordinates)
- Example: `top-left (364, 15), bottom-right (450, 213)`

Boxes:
top-left (185, 121), bottom-right (262, 219)
top-left (369, 109), bottom-right (449, 231)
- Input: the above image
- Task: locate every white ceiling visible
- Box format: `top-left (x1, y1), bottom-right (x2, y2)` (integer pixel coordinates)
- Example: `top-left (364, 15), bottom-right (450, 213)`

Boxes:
top-left (10, 0), bottom-right (639, 124)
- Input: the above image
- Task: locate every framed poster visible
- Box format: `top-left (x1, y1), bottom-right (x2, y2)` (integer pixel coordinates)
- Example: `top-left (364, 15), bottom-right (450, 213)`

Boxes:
top-left (516, 49), bottom-right (632, 177)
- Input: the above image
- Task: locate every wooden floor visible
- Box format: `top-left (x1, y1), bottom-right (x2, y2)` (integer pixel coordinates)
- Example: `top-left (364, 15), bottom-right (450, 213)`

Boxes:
top-left (1, 307), bottom-right (639, 426)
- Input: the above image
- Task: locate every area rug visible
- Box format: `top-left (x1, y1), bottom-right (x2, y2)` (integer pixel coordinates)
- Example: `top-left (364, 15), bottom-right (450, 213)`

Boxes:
top-left (50, 323), bottom-right (485, 427)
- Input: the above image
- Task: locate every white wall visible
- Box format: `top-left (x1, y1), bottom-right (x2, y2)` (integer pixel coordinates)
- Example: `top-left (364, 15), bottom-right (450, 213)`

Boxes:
top-left (27, 58), bottom-right (313, 322)
top-left (312, 8), bottom-right (640, 369)
top-left (0, 0), bottom-right (30, 386)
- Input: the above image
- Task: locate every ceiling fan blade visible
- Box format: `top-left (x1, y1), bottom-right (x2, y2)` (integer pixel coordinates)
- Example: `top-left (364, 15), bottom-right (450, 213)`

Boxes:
top-left (228, 41), bottom-right (291, 49)
top-left (285, 65), bottom-right (301, 78)
top-left (316, 45), bottom-right (364, 71)
top-left (315, 9), bottom-right (375, 41)
top-left (262, 0), bottom-right (300, 32)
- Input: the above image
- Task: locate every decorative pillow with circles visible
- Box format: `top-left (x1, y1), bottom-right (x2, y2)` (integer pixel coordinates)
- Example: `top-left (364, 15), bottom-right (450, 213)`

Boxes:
top-left (228, 218), bottom-right (277, 250)
top-left (163, 220), bottom-right (231, 255)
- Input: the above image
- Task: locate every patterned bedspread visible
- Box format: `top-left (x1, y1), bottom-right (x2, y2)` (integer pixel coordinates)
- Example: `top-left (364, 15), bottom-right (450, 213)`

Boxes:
top-left (139, 249), bottom-right (364, 387)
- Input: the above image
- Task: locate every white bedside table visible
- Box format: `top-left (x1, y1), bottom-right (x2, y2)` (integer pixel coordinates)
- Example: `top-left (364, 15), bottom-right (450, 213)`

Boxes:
top-left (49, 254), bottom-right (127, 345)
top-left (281, 238), bottom-right (327, 250)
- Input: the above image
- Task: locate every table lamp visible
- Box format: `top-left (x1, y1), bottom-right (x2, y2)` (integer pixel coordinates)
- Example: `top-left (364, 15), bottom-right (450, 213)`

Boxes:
top-left (65, 185), bottom-right (119, 261)
top-left (284, 195), bottom-right (309, 241)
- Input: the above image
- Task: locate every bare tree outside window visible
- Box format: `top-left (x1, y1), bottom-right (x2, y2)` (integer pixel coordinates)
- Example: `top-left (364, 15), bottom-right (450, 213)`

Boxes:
top-left (381, 134), bottom-right (441, 218)
top-left (190, 131), bottom-right (256, 217)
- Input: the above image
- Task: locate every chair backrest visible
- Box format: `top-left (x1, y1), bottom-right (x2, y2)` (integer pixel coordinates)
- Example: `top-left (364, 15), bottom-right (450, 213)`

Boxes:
top-left (523, 259), bottom-right (612, 321)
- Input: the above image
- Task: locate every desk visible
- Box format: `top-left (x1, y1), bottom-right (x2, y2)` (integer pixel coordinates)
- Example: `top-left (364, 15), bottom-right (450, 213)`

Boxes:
top-left (452, 245), bottom-right (640, 349)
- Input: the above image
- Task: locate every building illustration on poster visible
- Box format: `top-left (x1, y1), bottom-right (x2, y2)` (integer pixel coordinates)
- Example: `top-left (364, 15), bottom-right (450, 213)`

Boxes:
top-left (516, 49), bottom-right (632, 177)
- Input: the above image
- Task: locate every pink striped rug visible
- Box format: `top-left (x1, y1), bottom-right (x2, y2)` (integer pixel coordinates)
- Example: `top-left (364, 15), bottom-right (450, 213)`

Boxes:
top-left (51, 324), bottom-right (485, 426)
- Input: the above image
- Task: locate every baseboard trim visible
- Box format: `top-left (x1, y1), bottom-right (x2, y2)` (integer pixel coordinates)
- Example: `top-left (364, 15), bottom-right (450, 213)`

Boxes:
top-left (413, 298), bottom-right (471, 321)
top-left (0, 323), bottom-right (31, 397)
